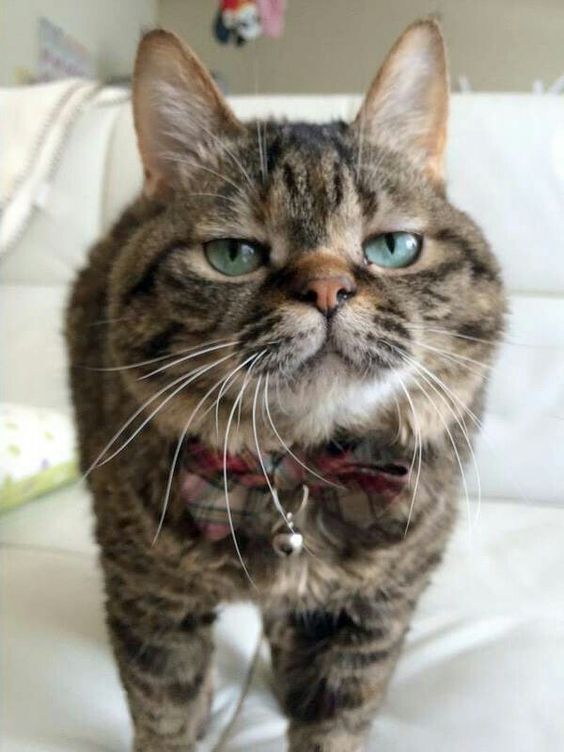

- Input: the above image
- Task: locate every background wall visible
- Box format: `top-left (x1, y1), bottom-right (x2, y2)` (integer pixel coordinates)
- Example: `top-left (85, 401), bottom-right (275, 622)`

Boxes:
top-left (0, 0), bottom-right (157, 85)
top-left (159, 0), bottom-right (564, 94)
top-left (1, 1), bottom-right (562, 92)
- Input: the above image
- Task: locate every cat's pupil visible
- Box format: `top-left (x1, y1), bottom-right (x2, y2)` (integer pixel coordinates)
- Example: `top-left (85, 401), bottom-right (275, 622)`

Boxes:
top-left (229, 241), bottom-right (239, 261)
top-left (385, 234), bottom-right (396, 253)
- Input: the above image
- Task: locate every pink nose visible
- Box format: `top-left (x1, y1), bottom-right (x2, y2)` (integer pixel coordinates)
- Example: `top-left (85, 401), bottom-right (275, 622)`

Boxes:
top-left (298, 275), bottom-right (357, 315)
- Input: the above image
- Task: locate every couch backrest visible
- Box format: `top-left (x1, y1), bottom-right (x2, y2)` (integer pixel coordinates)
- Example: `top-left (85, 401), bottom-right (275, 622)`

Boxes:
top-left (3, 91), bottom-right (563, 504)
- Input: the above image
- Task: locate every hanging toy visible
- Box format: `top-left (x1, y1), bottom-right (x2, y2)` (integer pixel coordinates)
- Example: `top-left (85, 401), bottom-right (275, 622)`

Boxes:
top-left (213, 0), bottom-right (286, 46)
top-left (256, 0), bottom-right (286, 38)
top-left (213, 7), bottom-right (231, 44)
top-left (214, 0), bottom-right (262, 46)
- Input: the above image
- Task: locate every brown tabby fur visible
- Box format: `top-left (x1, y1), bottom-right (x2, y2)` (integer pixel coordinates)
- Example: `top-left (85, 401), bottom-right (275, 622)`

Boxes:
top-left (66, 20), bottom-right (505, 752)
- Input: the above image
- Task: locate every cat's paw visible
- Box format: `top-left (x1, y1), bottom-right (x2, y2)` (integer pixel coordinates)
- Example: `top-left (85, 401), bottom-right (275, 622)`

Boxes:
top-left (288, 725), bottom-right (365, 752)
top-left (133, 731), bottom-right (196, 752)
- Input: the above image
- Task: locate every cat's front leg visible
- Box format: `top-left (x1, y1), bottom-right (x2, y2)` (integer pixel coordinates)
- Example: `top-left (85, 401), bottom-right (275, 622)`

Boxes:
top-left (104, 567), bottom-right (216, 752)
top-left (263, 601), bottom-right (411, 752)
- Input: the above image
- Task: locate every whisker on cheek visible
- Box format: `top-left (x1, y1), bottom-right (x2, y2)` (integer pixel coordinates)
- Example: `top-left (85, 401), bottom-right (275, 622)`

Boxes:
top-left (139, 340), bottom-right (239, 380)
top-left (396, 376), bottom-right (423, 537)
top-left (252, 376), bottom-right (291, 529)
top-left (82, 336), bottom-right (235, 373)
top-left (411, 372), bottom-right (474, 544)
top-left (222, 354), bottom-right (266, 589)
top-left (153, 362), bottom-right (241, 545)
top-left (214, 350), bottom-right (269, 438)
top-left (82, 353), bottom-right (235, 479)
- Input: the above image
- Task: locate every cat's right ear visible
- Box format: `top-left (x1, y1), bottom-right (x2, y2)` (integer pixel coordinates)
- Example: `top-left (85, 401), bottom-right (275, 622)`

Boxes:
top-left (133, 30), bottom-right (241, 198)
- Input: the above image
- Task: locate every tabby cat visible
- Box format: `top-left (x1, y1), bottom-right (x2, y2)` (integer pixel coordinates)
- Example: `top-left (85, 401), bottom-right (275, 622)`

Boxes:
top-left (66, 19), bottom-right (505, 752)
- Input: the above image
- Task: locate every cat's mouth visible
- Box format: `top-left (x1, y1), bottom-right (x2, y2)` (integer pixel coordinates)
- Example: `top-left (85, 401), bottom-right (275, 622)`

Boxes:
top-left (306, 336), bottom-right (362, 370)
top-left (318, 339), bottom-right (339, 355)
top-left (252, 323), bottom-right (405, 383)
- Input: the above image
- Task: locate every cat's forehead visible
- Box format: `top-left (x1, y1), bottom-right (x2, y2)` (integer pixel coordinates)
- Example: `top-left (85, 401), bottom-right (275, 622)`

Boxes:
top-left (189, 120), bottom-right (433, 258)
top-left (264, 121), bottom-right (353, 157)
top-left (255, 121), bottom-right (361, 253)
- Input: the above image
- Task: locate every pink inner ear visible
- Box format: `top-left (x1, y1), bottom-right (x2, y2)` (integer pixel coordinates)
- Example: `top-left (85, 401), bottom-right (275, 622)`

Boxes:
top-left (132, 30), bottom-right (241, 198)
top-left (354, 20), bottom-right (448, 182)
top-left (142, 168), bottom-right (167, 199)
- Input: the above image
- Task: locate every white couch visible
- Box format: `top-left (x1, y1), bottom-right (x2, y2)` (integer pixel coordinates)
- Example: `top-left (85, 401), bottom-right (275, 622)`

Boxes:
top-left (2, 90), bottom-right (564, 752)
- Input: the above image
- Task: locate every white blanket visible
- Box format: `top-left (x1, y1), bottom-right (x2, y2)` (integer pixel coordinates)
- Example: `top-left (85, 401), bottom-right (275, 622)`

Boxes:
top-left (0, 79), bottom-right (99, 253)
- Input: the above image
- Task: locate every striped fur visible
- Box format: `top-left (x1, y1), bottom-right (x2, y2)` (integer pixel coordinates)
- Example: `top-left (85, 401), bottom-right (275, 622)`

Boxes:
top-left (66, 21), bottom-right (505, 752)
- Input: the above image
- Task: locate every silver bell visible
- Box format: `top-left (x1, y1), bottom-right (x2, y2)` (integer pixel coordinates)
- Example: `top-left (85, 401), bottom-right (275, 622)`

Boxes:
top-left (270, 485), bottom-right (309, 557)
top-left (272, 530), bottom-right (304, 557)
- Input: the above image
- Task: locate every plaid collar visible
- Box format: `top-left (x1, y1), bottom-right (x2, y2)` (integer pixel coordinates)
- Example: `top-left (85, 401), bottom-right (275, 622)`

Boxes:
top-left (180, 437), bottom-right (410, 541)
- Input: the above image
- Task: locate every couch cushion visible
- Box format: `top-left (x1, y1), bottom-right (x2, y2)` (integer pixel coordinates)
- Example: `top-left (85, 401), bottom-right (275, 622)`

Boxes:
top-left (466, 293), bottom-right (564, 505)
top-left (0, 285), bottom-right (70, 413)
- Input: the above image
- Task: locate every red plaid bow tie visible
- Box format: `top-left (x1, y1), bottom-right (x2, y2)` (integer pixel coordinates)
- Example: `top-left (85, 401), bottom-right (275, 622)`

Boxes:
top-left (180, 439), bottom-right (410, 541)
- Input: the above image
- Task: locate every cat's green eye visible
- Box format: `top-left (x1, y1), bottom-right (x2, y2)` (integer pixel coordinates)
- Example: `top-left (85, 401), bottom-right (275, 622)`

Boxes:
top-left (363, 232), bottom-right (422, 269)
top-left (204, 239), bottom-right (266, 277)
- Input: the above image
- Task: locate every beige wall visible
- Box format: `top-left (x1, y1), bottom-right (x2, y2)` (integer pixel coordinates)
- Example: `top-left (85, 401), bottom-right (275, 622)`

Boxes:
top-left (0, 0), bottom-right (157, 85)
top-left (158, 0), bottom-right (564, 93)
top-left (2, 1), bottom-right (560, 91)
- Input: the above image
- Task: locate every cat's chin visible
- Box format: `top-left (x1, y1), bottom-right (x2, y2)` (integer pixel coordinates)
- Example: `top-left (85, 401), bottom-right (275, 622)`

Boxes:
top-left (294, 349), bottom-right (350, 376)
top-left (269, 355), bottom-right (406, 447)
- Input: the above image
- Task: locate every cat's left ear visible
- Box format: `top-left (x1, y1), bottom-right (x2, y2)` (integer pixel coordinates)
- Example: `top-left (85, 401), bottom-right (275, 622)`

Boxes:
top-left (354, 19), bottom-right (449, 183)
top-left (133, 30), bottom-right (242, 197)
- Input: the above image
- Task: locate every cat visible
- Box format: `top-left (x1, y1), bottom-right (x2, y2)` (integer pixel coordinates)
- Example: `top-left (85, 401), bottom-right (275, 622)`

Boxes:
top-left (66, 19), bottom-right (505, 752)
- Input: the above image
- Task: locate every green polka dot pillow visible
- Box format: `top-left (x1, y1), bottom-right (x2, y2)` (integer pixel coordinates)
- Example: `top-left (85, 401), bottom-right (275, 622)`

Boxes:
top-left (0, 404), bottom-right (78, 512)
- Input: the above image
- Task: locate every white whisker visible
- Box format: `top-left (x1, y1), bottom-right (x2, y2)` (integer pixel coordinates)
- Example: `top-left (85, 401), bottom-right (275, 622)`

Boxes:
top-left (236, 365), bottom-right (255, 434)
top-left (411, 372), bottom-right (473, 544)
top-left (256, 120), bottom-right (266, 183)
top-left (190, 122), bottom-right (256, 193)
top-left (214, 351), bottom-right (267, 437)
top-left (356, 105), bottom-right (366, 179)
top-left (414, 340), bottom-right (491, 374)
top-left (405, 355), bottom-right (483, 527)
top-left (251, 40), bottom-right (267, 184)
top-left (87, 353), bottom-right (235, 475)
top-left (274, 373), bottom-right (287, 415)
top-left (223, 355), bottom-right (265, 589)
top-left (397, 377), bottom-right (423, 537)
top-left (84, 337), bottom-right (233, 373)
top-left (405, 354), bottom-right (483, 432)
top-left (263, 373), bottom-right (342, 490)
top-left (184, 191), bottom-right (245, 210)
top-left (161, 153), bottom-right (247, 197)
top-left (402, 345), bottom-right (536, 514)
top-left (82, 371), bottom-right (206, 480)
top-left (152, 357), bottom-right (257, 545)
top-left (390, 394), bottom-right (403, 444)
top-left (140, 340), bottom-right (238, 380)
top-left (252, 376), bottom-right (291, 530)
top-left (406, 323), bottom-right (561, 350)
